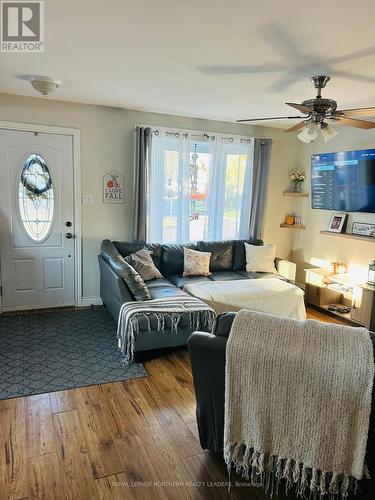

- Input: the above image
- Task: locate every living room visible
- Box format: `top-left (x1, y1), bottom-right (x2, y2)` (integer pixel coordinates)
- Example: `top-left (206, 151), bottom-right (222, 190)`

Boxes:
top-left (1, 1), bottom-right (375, 499)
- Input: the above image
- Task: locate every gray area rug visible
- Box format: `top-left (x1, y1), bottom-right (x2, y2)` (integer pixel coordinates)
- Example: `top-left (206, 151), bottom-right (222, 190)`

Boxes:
top-left (0, 306), bottom-right (148, 400)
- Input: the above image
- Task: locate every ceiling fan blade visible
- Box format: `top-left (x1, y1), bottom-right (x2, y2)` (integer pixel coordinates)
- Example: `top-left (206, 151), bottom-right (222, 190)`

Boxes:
top-left (334, 116), bottom-right (375, 129)
top-left (237, 116), bottom-right (304, 123)
top-left (258, 23), bottom-right (304, 61)
top-left (336, 107), bottom-right (375, 117)
top-left (198, 64), bottom-right (284, 75)
top-left (285, 102), bottom-right (312, 114)
top-left (325, 46), bottom-right (375, 66)
top-left (284, 121), bottom-right (307, 133)
top-left (266, 74), bottom-right (295, 93)
top-left (332, 71), bottom-right (375, 84)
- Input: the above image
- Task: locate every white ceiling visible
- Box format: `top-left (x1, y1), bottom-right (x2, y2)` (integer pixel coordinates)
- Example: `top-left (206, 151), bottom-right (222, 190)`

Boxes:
top-left (1, 0), bottom-right (375, 128)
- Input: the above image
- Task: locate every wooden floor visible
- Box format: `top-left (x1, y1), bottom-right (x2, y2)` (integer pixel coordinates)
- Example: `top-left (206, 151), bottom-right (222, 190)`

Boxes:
top-left (0, 307), bottom-right (357, 500)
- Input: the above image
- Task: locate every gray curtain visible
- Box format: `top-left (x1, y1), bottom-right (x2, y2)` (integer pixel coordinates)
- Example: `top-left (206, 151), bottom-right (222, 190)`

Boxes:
top-left (248, 138), bottom-right (272, 240)
top-left (133, 126), bottom-right (152, 243)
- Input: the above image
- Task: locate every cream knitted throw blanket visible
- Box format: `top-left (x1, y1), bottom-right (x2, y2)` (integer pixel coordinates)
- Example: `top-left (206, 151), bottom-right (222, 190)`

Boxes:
top-left (224, 310), bottom-right (374, 498)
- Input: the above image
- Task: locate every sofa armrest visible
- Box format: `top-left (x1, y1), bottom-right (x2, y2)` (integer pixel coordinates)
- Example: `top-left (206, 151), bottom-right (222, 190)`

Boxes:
top-left (275, 258), bottom-right (296, 282)
top-left (188, 331), bottom-right (227, 452)
top-left (98, 255), bottom-right (133, 321)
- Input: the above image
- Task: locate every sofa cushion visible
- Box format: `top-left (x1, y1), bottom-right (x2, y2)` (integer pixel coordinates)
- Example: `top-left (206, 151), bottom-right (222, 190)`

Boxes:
top-left (160, 243), bottom-right (196, 276)
top-left (100, 240), bottom-right (150, 301)
top-left (232, 238), bottom-right (263, 271)
top-left (208, 271), bottom-right (247, 281)
top-left (197, 241), bottom-right (233, 272)
top-left (237, 270), bottom-right (286, 281)
top-left (214, 312), bottom-right (236, 338)
top-left (149, 286), bottom-right (188, 300)
top-left (113, 241), bottom-right (162, 269)
top-left (167, 274), bottom-right (211, 288)
top-left (146, 277), bottom-right (176, 289)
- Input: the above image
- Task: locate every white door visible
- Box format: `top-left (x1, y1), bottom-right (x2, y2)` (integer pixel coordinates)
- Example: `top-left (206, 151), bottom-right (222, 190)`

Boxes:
top-left (0, 129), bottom-right (75, 310)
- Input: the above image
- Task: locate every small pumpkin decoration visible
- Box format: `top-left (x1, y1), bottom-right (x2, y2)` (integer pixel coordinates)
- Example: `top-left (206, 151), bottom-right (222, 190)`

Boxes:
top-left (286, 215), bottom-right (295, 225)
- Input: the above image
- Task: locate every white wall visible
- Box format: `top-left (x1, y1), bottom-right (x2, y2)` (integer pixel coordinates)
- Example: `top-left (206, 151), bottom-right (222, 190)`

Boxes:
top-left (292, 128), bottom-right (375, 285)
top-left (0, 93), bottom-right (299, 300)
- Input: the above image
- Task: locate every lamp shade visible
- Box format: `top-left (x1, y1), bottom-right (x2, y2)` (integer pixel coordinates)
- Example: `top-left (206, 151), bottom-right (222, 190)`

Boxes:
top-left (321, 123), bottom-right (338, 142)
top-left (297, 122), bottom-right (318, 143)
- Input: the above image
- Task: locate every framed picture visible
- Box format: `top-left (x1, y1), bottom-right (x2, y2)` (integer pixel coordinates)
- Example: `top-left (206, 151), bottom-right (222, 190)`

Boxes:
top-left (327, 213), bottom-right (348, 233)
top-left (103, 170), bottom-right (125, 204)
top-left (352, 222), bottom-right (375, 237)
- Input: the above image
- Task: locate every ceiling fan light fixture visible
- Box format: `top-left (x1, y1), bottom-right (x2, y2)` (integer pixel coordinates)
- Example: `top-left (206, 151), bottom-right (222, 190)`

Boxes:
top-left (238, 75), bottom-right (375, 136)
top-left (297, 122), bottom-right (318, 143)
top-left (321, 123), bottom-right (338, 143)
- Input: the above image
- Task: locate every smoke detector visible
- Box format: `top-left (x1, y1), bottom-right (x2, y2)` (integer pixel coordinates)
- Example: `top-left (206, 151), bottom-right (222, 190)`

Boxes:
top-left (29, 76), bottom-right (60, 96)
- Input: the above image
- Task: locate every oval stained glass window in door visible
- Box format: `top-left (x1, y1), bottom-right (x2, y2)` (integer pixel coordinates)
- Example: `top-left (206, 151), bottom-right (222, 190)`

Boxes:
top-left (19, 154), bottom-right (54, 242)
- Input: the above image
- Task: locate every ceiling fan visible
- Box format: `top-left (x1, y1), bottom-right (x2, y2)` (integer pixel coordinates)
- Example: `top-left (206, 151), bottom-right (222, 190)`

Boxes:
top-left (237, 75), bottom-right (375, 143)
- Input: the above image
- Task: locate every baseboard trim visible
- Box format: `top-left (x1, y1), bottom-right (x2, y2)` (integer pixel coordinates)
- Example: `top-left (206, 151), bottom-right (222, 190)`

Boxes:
top-left (79, 296), bottom-right (103, 307)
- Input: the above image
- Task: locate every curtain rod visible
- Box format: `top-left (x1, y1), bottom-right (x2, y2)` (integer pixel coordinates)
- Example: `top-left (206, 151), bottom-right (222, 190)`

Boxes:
top-left (154, 130), bottom-right (214, 140)
top-left (135, 125), bottom-right (253, 143)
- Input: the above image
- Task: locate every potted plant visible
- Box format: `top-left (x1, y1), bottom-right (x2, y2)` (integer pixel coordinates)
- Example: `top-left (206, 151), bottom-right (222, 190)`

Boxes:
top-left (289, 169), bottom-right (306, 192)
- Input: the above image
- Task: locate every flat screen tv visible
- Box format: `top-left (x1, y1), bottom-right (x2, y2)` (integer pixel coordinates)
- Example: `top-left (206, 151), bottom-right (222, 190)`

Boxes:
top-left (311, 148), bottom-right (375, 213)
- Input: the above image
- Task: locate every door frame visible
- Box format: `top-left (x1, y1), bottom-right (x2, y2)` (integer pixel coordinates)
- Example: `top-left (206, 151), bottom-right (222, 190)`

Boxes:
top-left (0, 121), bottom-right (82, 310)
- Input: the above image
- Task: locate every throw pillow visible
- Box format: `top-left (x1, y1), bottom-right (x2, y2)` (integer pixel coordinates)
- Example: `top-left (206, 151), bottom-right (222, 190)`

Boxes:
top-left (125, 248), bottom-right (162, 281)
top-left (183, 247), bottom-right (212, 277)
top-left (244, 242), bottom-right (277, 273)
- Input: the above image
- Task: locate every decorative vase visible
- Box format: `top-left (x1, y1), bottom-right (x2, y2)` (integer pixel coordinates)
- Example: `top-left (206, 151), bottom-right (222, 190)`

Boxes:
top-left (293, 180), bottom-right (303, 193)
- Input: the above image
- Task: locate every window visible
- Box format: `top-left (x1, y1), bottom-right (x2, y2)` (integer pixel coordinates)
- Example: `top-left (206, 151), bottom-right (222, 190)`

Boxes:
top-left (147, 129), bottom-right (253, 243)
top-left (19, 154), bottom-right (54, 242)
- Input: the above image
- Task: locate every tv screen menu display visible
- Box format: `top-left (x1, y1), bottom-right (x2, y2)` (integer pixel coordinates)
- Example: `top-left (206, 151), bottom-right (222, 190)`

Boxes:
top-left (311, 148), bottom-right (375, 212)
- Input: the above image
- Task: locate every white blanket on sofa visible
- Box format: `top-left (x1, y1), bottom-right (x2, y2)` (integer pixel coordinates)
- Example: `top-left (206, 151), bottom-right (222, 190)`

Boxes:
top-left (183, 278), bottom-right (306, 319)
top-left (224, 309), bottom-right (374, 498)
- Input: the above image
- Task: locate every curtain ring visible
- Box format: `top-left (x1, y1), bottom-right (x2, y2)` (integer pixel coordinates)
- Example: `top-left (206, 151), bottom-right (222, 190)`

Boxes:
top-left (154, 130), bottom-right (159, 136)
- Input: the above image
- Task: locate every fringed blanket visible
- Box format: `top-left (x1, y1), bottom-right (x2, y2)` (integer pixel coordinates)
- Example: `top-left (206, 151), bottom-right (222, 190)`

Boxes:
top-left (224, 309), bottom-right (374, 499)
top-left (117, 296), bottom-right (216, 363)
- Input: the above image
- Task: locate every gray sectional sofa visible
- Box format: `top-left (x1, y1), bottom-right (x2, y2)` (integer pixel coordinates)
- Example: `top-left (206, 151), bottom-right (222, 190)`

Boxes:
top-left (99, 238), bottom-right (292, 357)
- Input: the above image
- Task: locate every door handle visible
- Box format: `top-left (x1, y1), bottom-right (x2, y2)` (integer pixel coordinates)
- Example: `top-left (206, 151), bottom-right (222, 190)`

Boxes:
top-left (66, 232), bottom-right (74, 239)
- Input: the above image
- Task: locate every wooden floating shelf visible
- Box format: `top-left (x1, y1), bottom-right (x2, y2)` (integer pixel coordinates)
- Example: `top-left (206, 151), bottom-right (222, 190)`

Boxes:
top-left (280, 224), bottom-right (305, 229)
top-left (320, 230), bottom-right (375, 242)
top-left (283, 191), bottom-right (309, 197)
